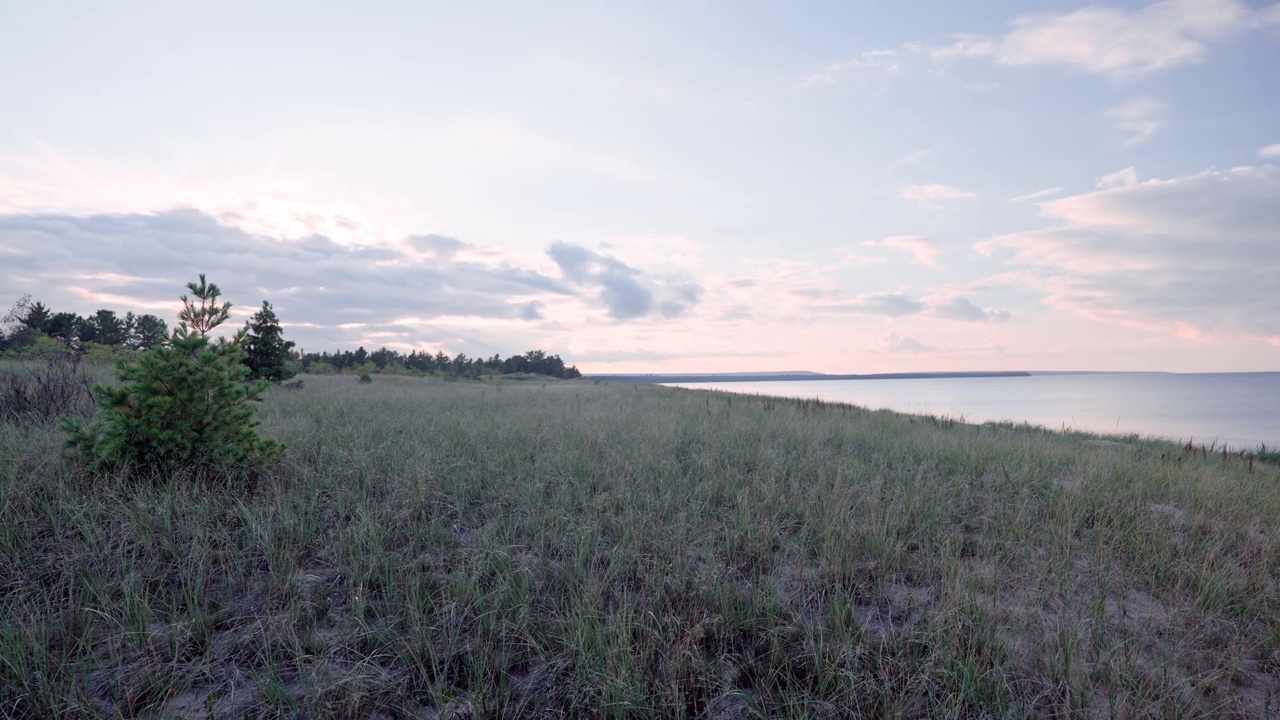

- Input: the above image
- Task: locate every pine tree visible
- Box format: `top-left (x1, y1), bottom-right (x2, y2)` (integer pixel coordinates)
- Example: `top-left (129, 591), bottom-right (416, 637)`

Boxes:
top-left (242, 301), bottom-right (296, 382)
top-left (85, 309), bottom-right (128, 346)
top-left (61, 275), bottom-right (282, 476)
top-left (128, 314), bottom-right (169, 350)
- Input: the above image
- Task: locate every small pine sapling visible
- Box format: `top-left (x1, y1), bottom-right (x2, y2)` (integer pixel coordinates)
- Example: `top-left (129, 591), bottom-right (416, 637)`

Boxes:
top-left (61, 275), bottom-right (282, 476)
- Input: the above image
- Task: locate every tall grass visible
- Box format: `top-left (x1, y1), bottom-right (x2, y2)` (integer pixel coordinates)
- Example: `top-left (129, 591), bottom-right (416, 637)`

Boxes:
top-left (0, 352), bottom-right (103, 424)
top-left (1, 373), bottom-right (1278, 718)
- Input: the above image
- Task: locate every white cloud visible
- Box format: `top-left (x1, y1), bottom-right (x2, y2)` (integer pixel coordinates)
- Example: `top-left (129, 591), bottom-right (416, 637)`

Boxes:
top-left (901, 184), bottom-right (979, 205)
top-left (930, 0), bottom-right (1278, 78)
top-left (928, 296), bottom-right (1011, 324)
top-left (797, 48), bottom-right (903, 88)
top-left (1097, 166), bottom-right (1141, 189)
top-left (976, 163), bottom-right (1280, 337)
top-left (1260, 144), bottom-right (1280, 158)
top-left (861, 235), bottom-right (942, 266)
top-left (1106, 98), bottom-right (1168, 146)
top-left (880, 331), bottom-right (935, 354)
top-left (1010, 187), bottom-right (1065, 203)
top-left (802, 0), bottom-right (1279, 89)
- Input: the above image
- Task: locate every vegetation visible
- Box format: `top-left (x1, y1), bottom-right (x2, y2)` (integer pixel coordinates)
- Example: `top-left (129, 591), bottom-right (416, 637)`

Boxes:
top-left (298, 346), bottom-right (582, 380)
top-left (2, 295), bottom-right (581, 382)
top-left (3, 372), bottom-right (1279, 717)
top-left (243, 301), bottom-right (297, 383)
top-left (0, 295), bottom-right (168, 353)
top-left (60, 276), bottom-right (281, 477)
top-left (0, 349), bottom-right (98, 424)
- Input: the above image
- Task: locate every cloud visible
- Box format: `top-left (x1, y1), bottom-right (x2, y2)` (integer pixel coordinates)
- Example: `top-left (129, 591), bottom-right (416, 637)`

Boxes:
top-left (929, 0), bottom-right (1278, 78)
top-left (821, 293), bottom-right (926, 317)
top-left (1106, 98), bottom-right (1168, 146)
top-left (518, 302), bottom-right (543, 321)
top-left (901, 184), bottom-right (978, 206)
top-left (0, 208), bottom-right (703, 354)
top-left (1050, 165), bottom-right (1278, 238)
top-left (0, 209), bottom-right (568, 321)
top-left (976, 163), bottom-right (1280, 337)
top-left (1097, 167), bottom-right (1141, 189)
top-left (570, 348), bottom-right (784, 363)
top-left (862, 235), bottom-right (941, 266)
top-left (929, 296), bottom-right (1012, 324)
top-left (880, 331), bottom-right (935, 354)
top-left (1260, 144), bottom-right (1280, 158)
top-left (1010, 187), bottom-right (1065, 203)
top-left (406, 234), bottom-right (466, 259)
top-left (797, 48), bottom-right (903, 88)
top-left (835, 250), bottom-right (887, 268)
top-left (547, 241), bottom-right (702, 320)
top-left (815, 291), bottom-right (1009, 323)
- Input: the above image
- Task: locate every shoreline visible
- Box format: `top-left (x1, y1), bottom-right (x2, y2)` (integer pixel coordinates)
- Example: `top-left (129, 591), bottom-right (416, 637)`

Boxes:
top-left (654, 374), bottom-right (1280, 454)
top-left (589, 370), bottom-right (1033, 383)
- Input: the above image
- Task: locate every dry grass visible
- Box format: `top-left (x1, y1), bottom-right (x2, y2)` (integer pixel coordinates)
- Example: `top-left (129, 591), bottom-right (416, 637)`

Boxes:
top-left (2, 372), bottom-right (1279, 718)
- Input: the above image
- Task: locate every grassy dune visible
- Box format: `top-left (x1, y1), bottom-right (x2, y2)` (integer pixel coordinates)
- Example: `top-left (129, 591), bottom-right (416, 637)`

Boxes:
top-left (2, 373), bottom-right (1279, 718)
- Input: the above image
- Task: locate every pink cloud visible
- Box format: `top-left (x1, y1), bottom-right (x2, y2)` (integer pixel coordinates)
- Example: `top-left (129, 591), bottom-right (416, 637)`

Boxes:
top-left (900, 184), bottom-right (978, 205)
top-left (929, 0), bottom-right (1272, 78)
top-left (862, 235), bottom-right (942, 266)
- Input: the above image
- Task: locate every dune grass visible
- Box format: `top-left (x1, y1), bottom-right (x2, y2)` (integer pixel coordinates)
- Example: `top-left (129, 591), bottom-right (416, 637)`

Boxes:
top-left (1, 371), bottom-right (1279, 718)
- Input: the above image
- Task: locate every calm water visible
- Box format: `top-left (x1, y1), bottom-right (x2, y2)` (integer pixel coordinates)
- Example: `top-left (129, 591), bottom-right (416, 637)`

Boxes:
top-left (670, 373), bottom-right (1280, 450)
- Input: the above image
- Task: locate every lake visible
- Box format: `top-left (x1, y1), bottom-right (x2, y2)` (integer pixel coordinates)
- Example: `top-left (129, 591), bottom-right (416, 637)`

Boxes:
top-left (669, 372), bottom-right (1280, 450)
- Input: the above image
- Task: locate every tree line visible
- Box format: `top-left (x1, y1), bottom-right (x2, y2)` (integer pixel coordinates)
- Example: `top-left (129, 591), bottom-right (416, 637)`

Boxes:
top-left (1, 296), bottom-right (169, 352)
top-left (299, 347), bottom-right (582, 379)
top-left (2, 295), bottom-right (582, 380)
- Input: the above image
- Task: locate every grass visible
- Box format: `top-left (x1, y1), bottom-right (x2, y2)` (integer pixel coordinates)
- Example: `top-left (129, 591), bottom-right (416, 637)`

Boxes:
top-left (2, 370), bottom-right (1279, 718)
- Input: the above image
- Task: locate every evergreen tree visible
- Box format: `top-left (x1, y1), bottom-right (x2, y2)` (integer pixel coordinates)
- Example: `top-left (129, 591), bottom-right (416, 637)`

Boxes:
top-left (242, 301), bottom-right (296, 381)
top-left (86, 309), bottom-right (128, 345)
top-left (23, 301), bottom-right (52, 333)
top-left (61, 275), bottom-right (281, 475)
top-left (45, 312), bottom-right (81, 343)
top-left (369, 347), bottom-right (395, 369)
top-left (128, 314), bottom-right (169, 350)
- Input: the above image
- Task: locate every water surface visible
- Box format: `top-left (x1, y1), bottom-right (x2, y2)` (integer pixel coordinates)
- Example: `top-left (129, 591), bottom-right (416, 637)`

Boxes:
top-left (669, 373), bottom-right (1280, 450)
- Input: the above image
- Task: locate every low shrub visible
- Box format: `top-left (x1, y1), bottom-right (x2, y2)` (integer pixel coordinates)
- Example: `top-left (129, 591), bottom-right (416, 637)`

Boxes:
top-left (0, 350), bottom-right (94, 423)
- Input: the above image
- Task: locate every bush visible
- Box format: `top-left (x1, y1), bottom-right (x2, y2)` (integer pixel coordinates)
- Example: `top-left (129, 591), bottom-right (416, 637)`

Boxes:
top-left (61, 276), bottom-right (282, 476)
top-left (0, 350), bottom-right (94, 424)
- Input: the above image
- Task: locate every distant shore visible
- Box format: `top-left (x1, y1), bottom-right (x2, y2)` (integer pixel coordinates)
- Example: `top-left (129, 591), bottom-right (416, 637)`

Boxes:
top-left (588, 370), bottom-right (1033, 384)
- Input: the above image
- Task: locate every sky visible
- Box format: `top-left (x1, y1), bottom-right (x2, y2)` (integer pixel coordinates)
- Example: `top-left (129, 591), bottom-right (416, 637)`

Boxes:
top-left (2, 0), bottom-right (1279, 374)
